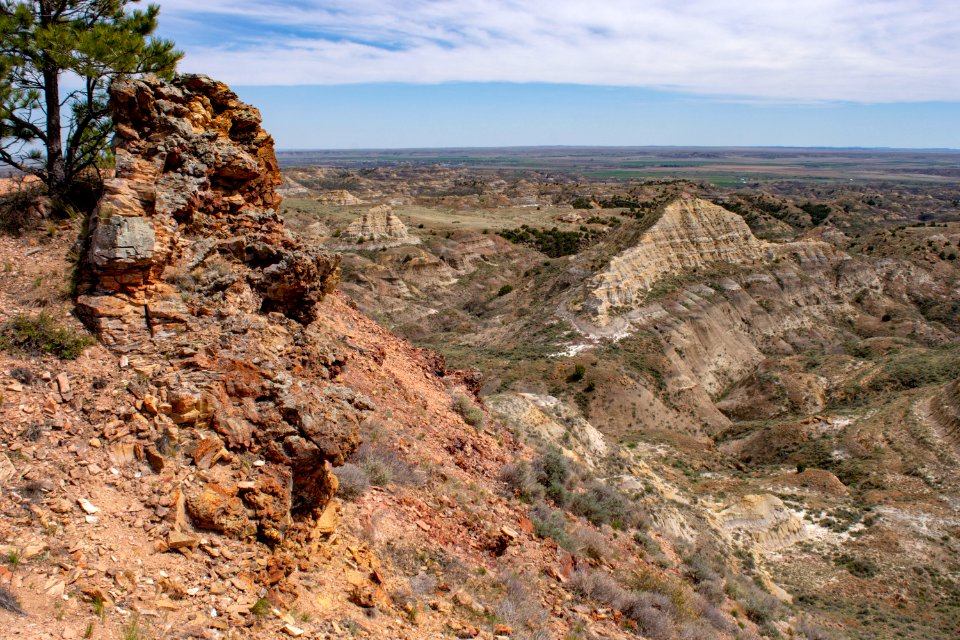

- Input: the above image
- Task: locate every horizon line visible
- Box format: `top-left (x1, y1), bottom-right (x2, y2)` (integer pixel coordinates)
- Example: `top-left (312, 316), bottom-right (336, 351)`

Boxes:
top-left (276, 144), bottom-right (960, 153)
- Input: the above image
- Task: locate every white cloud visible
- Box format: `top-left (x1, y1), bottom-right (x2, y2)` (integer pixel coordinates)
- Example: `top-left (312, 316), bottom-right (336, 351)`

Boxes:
top-left (156, 0), bottom-right (960, 102)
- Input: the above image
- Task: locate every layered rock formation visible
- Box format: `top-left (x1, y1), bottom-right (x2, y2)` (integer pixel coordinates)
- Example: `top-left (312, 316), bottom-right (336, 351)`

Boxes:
top-left (580, 197), bottom-right (836, 326)
top-left (75, 75), bottom-right (358, 546)
top-left (79, 74), bottom-right (339, 336)
top-left (317, 189), bottom-right (363, 205)
top-left (719, 494), bottom-right (809, 552)
top-left (933, 379), bottom-right (960, 449)
top-left (336, 204), bottom-right (419, 248)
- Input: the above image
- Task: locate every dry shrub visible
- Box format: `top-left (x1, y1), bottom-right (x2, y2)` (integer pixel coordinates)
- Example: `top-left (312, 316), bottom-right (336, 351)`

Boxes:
top-left (692, 593), bottom-right (738, 635)
top-left (570, 569), bottom-right (677, 640)
top-left (629, 565), bottom-right (695, 619)
top-left (795, 615), bottom-right (835, 640)
top-left (496, 572), bottom-right (550, 640)
top-left (351, 440), bottom-right (426, 488)
top-left (334, 463), bottom-right (370, 500)
top-left (570, 568), bottom-right (623, 604)
top-left (683, 552), bottom-right (727, 606)
top-left (725, 575), bottom-right (784, 625)
top-left (569, 525), bottom-right (609, 562)
top-left (408, 573), bottom-right (437, 596)
top-left (500, 460), bottom-right (542, 502)
top-left (359, 509), bottom-right (389, 546)
top-left (696, 578), bottom-right (725, 606)
top-left (620, 592), bottom-right (677, 640)
top-left (679, 620), bottom-right (720, 640)
top-left (0, 179), bottom-right (43, 235)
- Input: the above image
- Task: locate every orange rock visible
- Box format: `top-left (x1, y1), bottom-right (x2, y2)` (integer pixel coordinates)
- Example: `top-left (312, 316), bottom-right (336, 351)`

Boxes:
top-left (192, 433), bottom-right (225, 470)
top-left (167, 530), bottom-right (199, 550)
top-left (186, 483), bottom-right (256, 539)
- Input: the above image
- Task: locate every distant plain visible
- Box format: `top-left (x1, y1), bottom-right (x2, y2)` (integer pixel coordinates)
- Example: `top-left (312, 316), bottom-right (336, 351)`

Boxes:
top-left (277, 146), bottom-right (960, 186)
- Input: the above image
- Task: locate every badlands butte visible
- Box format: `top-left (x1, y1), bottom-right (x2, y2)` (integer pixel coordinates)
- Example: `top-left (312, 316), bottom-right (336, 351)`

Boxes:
top-left (0, 77), bottom-right (958, 640)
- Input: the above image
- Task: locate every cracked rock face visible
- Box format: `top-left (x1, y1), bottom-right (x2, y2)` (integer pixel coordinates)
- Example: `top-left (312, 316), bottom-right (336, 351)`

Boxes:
top-left (75, 74), bottom-right (358, 546)
top-left (88, 216), bottom-right (156, 272)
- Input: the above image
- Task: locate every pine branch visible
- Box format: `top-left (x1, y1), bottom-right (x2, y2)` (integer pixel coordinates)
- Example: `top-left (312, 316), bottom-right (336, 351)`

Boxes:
top-left (4, 111), bottom-right (47, 142)
top-left (0, 146), bottom-right (34, 175)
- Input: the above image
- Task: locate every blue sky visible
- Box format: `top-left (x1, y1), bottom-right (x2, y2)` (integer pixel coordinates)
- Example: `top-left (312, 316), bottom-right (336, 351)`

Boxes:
top-left (153, 0), bottom-right (960, 149)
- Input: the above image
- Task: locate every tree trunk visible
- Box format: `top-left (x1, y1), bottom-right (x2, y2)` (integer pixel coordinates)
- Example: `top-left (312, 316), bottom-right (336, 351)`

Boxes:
top-left (40, 1), bottom-right (66, 196)
top-left (43, 64), bottom-right (66, 195)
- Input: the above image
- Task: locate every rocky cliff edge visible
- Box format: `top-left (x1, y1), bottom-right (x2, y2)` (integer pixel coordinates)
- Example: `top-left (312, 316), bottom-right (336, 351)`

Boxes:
top-left (74, 74), bottom-right (358, 548)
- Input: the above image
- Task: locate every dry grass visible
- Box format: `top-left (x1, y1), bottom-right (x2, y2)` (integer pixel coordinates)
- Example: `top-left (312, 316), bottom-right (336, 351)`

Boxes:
top-left (570, 569), bottom-right (677, 640)
top-left (495, 572), bottom-right (550, 640)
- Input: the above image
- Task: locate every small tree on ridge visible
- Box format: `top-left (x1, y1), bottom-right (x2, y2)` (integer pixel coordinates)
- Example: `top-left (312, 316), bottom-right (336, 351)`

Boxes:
top-left (0, 0), bottom-right (180, 205)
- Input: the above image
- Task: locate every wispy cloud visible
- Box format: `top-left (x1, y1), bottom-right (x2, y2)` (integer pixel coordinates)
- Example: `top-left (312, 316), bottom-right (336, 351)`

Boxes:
top-left (155, 0), bottom-right (960, 102)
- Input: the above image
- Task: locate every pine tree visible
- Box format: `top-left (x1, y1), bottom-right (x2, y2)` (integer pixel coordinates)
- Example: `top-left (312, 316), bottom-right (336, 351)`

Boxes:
top-left (0, 1), bottom-right (180, 202)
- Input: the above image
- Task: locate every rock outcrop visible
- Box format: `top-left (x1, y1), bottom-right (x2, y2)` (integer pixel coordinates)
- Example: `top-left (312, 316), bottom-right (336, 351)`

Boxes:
top-left (719, 494), bottom-right (809, 552)
top-left (317, 189), bottom-right (363, 205)
top-left (336, 204), bottom-right (419, 248)
top-left (75, 75), bottom-right (358, 546)
top-left (486, 393), bottom-right (608, 468)
top-left (580, 197), bottom-right (836, 326)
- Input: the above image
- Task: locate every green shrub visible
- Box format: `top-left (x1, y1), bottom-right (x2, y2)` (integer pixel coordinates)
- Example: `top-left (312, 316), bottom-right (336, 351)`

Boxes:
top-left (570, 480), bottom-right (630, 528)
top-left (498, 224), bottom-right (601, 257)
top-left (869, 346), bottom-right (960, 391)
top-left (530, 502), bottom-right (569, 546)
top-left (120, 613), bottom-right (148, 640)
top-left (800, 202), bottom-right (832, 225)
top-left (533, 447), bottom-right (572, 504)
top-left (250, 597), bottom-right (271, 617)
top-left (453, 394), bottom-right (484, 428)
top-left (0, 313), bottom-right (93, 359)
top-left (566, 364), bottom-right (586, 383)
top-left (835, 553), bottom-right (878, 578)
top-left (497, 284), bottom-right (514, 297)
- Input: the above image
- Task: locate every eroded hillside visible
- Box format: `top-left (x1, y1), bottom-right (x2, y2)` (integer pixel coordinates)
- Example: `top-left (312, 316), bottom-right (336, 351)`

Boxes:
top-left (281, 163), bottom-right (960, 639)
top-left (0, 75), bottom-right (888, 640)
